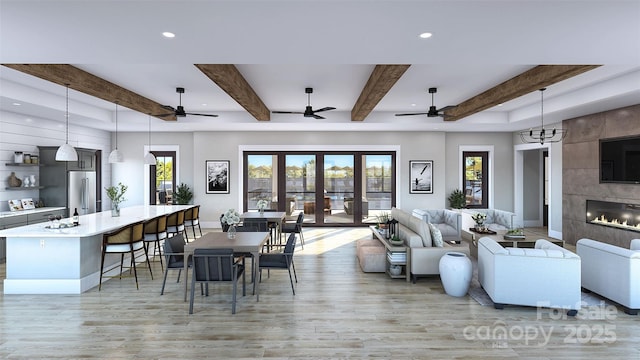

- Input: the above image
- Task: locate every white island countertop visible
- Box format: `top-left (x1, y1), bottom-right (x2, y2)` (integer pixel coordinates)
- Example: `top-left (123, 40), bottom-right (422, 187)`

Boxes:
top-left (0, 205), bottom-right (192, 238)
top-left (0, 207), bottom-right (66, 219)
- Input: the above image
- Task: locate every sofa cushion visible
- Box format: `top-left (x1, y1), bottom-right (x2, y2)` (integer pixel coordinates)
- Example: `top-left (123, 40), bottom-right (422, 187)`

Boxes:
top-left (506, 247), bottom-right (566, 258)
top-left (427, 210), bottom-right (444, 224)
top-left (408, 216), bottom-right (432, 247)
top-left (428, 223), bottom-right (443, 247)
top-left (392, 207), bottom-right (409, 226)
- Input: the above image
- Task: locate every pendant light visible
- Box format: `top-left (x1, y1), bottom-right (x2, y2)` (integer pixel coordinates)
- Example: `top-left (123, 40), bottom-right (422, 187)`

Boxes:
top-left (108, 102), bottom-right (124, 163)
top-left (55, 85), bottom-right (79, 161)
top-left (144, 114), bottom-right (157, 165)
top-left (519, 88), bottom-right (567, 145)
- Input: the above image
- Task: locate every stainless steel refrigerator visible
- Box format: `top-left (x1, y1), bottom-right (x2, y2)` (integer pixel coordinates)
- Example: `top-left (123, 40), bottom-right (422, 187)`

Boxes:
top-left (68, 171), bottom-right (97, 215)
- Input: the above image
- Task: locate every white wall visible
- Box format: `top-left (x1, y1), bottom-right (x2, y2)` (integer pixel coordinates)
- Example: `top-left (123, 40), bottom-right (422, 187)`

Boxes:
top-left (0, 110), bottom-right (111, 212)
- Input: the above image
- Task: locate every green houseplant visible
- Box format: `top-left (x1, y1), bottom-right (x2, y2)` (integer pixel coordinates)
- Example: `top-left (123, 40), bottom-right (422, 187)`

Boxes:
top-left (448, 189), bottom-right (466, 209)
top-left (174, 183), bottom-right (193, 205)
top-left (105, 182), bottom-right (127, 217)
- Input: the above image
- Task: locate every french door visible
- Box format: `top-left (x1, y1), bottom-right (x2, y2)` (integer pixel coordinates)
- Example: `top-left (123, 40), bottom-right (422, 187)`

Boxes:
top-left (463, 151), bottom-right (488, 208)
top-left (149, 151), bottom-right (176, 205)
top-left (244, 151), bottom-right (395, 226)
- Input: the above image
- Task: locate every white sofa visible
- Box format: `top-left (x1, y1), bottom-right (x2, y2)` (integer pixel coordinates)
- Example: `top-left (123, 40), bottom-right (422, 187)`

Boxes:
top-left (412, 209), bottom-right (462, 242)
top-left (461, 209), bottom-right (515, 232)
top-left (576, 238), bottom-right (640, 315)
top-left (478, 237), bottom-right (581, 315)
top-left (391, 207), bottom-right (469, 283)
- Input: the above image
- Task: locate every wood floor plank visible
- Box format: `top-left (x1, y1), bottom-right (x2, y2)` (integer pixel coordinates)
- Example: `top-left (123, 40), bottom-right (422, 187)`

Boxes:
top-left (1, 227), bottom-right (639, 359)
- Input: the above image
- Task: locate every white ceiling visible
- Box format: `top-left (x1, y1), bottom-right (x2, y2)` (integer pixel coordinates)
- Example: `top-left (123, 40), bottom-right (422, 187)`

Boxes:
top-left (1, 0), bottom-right (639, 133)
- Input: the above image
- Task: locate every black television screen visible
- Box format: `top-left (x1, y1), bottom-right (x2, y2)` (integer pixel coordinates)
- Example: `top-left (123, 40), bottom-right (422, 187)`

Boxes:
top-left (600, 136), bottom-right (640, 184)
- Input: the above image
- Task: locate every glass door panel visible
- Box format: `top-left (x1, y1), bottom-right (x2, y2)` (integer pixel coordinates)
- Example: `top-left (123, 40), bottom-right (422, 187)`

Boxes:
top-left (285, 155), bottom-right (316, 223)
top-left (150, 152), bottom-right (175, 205)
top-left (323, 155), bottom-right (354, 224)
top-left (246, 155), bottom-right (276, 212)
top-left (463, 152), bottom-right (488, 208)
top-left (364, 154), bottom-right (392, 223)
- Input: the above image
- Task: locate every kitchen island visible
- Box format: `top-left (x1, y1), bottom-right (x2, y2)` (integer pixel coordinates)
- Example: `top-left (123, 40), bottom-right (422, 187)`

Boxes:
top-left (0, 205), bottom-right (192, 294)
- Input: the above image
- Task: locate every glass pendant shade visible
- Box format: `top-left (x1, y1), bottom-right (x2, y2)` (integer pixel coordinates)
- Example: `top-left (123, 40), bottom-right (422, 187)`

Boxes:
top-left (108, 149), bottom-right (124, 163)
top-left (56, 85), bottom-right (78, 161)
top-left (144, 152), bottom-right (157, 164)
top-left (56, 143), bottom-right (78, 161)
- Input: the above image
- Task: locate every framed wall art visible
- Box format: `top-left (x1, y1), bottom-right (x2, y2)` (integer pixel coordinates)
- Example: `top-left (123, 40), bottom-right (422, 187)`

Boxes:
top-left (206, 160), bottom-right (230, 194)
top-left (409, 160), bottom-right (433, 194)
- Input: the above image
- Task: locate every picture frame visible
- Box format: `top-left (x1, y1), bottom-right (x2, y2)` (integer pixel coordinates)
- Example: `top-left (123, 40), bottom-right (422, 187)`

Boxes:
top-left (410, 160), bottom-right (433, 194)
top-left (205, 160), bottom-right (230, 194)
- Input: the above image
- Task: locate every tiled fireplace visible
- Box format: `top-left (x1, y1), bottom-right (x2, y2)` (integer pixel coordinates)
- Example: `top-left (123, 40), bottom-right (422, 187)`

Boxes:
top-left (586, 200), bottom-right (640, 233)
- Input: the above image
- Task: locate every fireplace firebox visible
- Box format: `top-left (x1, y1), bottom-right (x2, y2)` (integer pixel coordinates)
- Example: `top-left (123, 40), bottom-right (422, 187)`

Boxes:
top-left (586, 200), bottom-right (640, 233)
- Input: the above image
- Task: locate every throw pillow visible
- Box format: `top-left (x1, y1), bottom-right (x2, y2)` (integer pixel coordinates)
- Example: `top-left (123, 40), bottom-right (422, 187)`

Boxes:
top-left (428, 223), bottom-right (444, 247)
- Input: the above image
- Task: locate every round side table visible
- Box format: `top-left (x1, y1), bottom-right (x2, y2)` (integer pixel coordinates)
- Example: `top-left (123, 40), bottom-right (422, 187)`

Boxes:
top-left (439, 252), bottom-right (472, 297)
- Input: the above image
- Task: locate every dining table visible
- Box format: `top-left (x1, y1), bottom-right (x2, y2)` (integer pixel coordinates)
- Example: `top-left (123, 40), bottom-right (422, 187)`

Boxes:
top-left (241, 211), bottom-right (286, 241)
top-left (183, 231), bottom-right (270, 302)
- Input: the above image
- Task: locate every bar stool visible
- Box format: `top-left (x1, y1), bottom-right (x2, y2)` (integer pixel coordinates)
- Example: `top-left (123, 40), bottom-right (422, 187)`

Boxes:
top-left (167, 209), bottom-right (187, 241)
top-left (184, 205), bottom-right (202, 239)
top-left (143, 214), bottom-right (168, 271)
top-left (99, 221), bottom-right (153, 290)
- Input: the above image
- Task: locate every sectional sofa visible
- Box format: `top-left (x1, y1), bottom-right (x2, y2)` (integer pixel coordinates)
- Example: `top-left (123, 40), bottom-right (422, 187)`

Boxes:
top-left (391, 207), bottom-right (469, 283)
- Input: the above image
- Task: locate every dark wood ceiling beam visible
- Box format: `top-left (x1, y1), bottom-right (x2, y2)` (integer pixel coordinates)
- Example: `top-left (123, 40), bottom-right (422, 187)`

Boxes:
top-left (444, 65), bottom-right (601, 121)
top-left (351, 64), bottom-right (411, 121)
top-left (2, 64), bottom-right (176, 121)
top-left (195, 64), bottom-right (270, 121)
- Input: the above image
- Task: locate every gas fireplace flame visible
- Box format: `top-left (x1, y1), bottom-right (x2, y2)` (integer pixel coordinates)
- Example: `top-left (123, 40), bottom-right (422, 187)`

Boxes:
top-left (591, 214), bottom-right (640, 232)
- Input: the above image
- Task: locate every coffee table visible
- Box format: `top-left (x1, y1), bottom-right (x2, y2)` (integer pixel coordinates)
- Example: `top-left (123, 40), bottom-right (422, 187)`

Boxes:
top-left (461, 228), bottom-right (564, 259)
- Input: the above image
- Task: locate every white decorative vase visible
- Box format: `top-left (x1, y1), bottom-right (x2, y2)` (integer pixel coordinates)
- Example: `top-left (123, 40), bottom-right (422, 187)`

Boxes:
top-left (23, 176), bottom-right (30, 187)
top-left (439, 252), bottom-right (472, 297)
top-left (111, 203), bottom-right (120, 217)
top-left (29, 175), bottom-right (36, 187)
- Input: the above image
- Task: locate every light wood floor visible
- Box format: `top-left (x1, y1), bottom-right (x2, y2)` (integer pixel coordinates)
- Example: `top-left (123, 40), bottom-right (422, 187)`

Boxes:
top-left (1, 227), bottom-right (639, 359)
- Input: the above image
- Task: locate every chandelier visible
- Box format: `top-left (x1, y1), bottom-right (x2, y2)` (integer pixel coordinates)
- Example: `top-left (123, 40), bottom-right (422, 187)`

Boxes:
top-left (519, 88), bottom-right (567, 145)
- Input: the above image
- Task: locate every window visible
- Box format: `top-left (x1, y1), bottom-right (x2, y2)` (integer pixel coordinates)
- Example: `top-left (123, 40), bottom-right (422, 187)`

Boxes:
top-left (463, 151), bottom-right (488, 208)
top-left (243, 151), bottom-right (395, 226)
top-left (149, 151), bottom-right (176, 205)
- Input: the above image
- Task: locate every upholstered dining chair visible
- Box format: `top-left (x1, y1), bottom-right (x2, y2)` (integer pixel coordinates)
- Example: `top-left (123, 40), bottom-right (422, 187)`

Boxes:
top-left (258, 232), bottom-right (298, 295)
top-left (281, 211), bottom-right (305, 249)
top-left (160, 234), bottom-right (191, 295)
top-left (189, 248), bottom-right (246, 315)
top-left (184, 205), bottom-right (202, 239)
top-left (167, 209), bottom-right (187, 241)
top-left (143, 214), bottom-right (168, 271)
top-left (99, 221), bottom-right (153, 290)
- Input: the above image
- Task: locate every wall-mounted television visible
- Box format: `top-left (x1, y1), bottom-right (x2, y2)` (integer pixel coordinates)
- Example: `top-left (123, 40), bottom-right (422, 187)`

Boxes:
top-left (600, 135), bottom-right (640, 184)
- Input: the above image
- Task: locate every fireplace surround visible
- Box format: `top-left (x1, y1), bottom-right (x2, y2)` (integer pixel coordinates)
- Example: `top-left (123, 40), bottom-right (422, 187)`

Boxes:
top-left (586, 200), bottom-right (640, 233)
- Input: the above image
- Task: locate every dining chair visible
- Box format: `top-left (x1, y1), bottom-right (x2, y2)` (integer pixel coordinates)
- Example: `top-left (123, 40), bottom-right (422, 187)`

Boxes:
top-left (281, 211), bottom-right (305, 249)
top-left (160, 233), bottom-right (190, 295)
top-left (242, 218), bottom-right (269, 232)
top-left (143, 214), bottom-right (168, 271)
top-left (167, 209), bottom-right (187, 241)
top-left (184, 205), bottom-right (202, 239)
top-left (258, 232), bottom-right (298, 295)
top-left (189, 248), bottom-right (246, 314)
top-left (99, 221), bottom-right (153, 290)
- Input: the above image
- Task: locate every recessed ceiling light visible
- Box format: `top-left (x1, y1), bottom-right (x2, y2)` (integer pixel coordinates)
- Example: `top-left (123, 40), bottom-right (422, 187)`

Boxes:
top-left (162, 32), bottom-right (175, 38)
top-left (411, 103), bottom-right (417, 107)
top-left (497, 104), bottom-right (503, 107)
top-left (419, 32), bottom-right (432, 39)
top-left (201, 103), bottom-right (207, 106)
top-left (12, 102), bottom-right (21, 106)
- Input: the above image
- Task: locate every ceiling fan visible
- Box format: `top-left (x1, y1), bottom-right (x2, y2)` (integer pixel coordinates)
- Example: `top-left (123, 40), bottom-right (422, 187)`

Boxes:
top-left (156, 87), bottom-right (218, 118)
top-left (272, 87), bottom-right (336, 119)
top-left (395, 87), bottom-right (456, 118)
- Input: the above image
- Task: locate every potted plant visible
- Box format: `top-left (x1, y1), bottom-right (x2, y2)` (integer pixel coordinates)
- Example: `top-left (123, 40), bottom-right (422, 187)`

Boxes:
top-left (105, 182), bottom-right (127, 217)
top-left (389, 235), bottom-right (403, 246)
top-left (375, 212), bottom-right (391, 229)
top-left (448, 189), bottom-right (466, 209)
top-left (174, 183), bottom-right (193, 205)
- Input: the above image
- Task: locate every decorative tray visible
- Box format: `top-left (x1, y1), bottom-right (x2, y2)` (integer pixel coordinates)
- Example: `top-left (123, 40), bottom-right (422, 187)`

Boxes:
top-left (469, 227), bottom-right (497, 235)
top-left (503, 234), bottom-right (526, 240)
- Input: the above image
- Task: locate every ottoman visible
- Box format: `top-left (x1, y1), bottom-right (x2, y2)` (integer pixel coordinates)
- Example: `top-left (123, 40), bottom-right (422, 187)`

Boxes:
top-left (356, 239), bottom-right (386, 273)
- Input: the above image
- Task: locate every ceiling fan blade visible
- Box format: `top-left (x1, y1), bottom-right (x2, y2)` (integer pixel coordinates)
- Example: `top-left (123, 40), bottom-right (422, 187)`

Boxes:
top-left (161, 105), bottom-right (175, 111)
top-left (312, 114), bottom-right (326, 120)
top-left (395, 112), bottom-right (430, 116)
top-left (154, 112), bottom-right (176, 117)
top-left (272, 111), bottom-right (304, 115)
top-left (185, 112), bottom-right (219, 117)
top-left (313, 107), bottom-right (336, 113)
